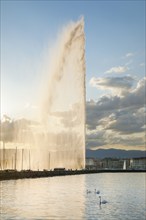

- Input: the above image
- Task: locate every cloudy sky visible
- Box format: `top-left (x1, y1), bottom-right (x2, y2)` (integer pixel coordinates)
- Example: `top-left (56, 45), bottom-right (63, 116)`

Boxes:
top-left (1, 1), bottom-right (145, 151)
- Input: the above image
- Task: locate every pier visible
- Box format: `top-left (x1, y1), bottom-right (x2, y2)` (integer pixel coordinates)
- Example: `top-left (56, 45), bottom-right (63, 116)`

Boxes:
top-left (0, 169), bottom-right (145, 181)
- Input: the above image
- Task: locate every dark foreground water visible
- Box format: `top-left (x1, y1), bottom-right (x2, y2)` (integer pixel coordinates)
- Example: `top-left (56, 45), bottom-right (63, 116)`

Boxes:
top-left (0, 173), bottom-right (145, 220)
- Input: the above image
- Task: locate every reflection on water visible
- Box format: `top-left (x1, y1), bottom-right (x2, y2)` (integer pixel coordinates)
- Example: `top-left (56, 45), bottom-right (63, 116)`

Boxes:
top-left (1, 173), bottom-right (146, 220)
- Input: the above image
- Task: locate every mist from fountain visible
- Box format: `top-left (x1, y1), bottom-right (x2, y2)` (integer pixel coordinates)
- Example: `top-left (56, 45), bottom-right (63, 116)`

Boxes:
top-left (0, 18), bottom-right (86, 171)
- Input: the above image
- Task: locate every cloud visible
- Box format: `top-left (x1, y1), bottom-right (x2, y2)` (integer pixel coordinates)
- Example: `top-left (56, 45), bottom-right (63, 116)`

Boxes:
top-left (87, 77), bottom-right (145, 127)
top-left (24, 103), bottom-right (38, 109)
top-left (122, 52), bottom-right (134, 59)
top-left (86, 77), bottom-right (146, 150)
top-left (125, 52), bottom-right (134, 58)
top-left (105, 66), bottom-right (129, 74)
top-left (121, 77), bottom-right (145, 107)
top-left (0, 118), bottom-right (39, 144)
top-left (125, 59), bottom-right (133, 66)
top-left (2, 115), bottom-right (12, 122)
top-left (86, 130), bottom-right (107, 148)
top-left (89, 76), bottom-right (134, 95)
top-left (86, 129), bottom-right (145, 150)
top-left (140, 63), bottom-right (145, 67)
top-left (104, 108), bottom-right (145, 134)
top-left (1, 77), bottom-right (145, 151)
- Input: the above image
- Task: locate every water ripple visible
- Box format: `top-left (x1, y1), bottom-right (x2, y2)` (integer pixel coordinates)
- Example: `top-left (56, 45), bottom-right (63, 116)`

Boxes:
top-left (1, 173), bottom-right (145, 220)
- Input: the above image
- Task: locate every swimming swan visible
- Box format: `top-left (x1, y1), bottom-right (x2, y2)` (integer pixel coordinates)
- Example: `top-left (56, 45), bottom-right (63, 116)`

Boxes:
top-left (99, 196), bottom-right (108, 204)
top-left (95, 189), bottom-right (100, 194)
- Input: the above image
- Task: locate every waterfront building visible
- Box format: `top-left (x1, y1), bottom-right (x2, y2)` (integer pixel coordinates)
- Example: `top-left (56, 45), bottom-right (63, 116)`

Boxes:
top-left (86, 158), bottom-right (96, 170)
top-left (101, 158), bottom-right (124, 170)
top-left (130, 157), bottom-right (146, 170)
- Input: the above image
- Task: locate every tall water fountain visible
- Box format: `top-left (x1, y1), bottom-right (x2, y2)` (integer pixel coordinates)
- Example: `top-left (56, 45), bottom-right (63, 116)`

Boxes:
top-left (0, 18), bottom-right (86, 170)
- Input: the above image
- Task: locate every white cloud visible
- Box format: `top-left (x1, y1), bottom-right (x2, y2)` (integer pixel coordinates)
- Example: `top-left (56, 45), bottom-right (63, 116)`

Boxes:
top-left (125, 52), bottom-right (134, 58)
top-left (122, 52), bottom-right (134, 59)
top-left (105, 109), bottom-right (145, 134)
top-left (125, 59), bottom-right (133, 66)
top-left (140, 63), bottom-right (145, 67)
top-left (86, 77), bottom-right (146, 150)
top-left (105, 66), bottom-right (129, 74)
top-left (1, 77), bottom-right (145, 151)
top-left (89, 76), bottom-right (134, 95)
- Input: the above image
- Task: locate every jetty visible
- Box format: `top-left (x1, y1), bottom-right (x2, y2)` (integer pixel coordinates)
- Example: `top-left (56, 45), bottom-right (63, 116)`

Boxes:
top-left (0, 169), bottom-right (145, 181)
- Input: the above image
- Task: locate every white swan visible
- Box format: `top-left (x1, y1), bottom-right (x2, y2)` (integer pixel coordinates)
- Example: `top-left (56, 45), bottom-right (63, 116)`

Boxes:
top-left (95, 189), bottom-right (100, 194)
top-left (99, 196), bottom-right (108, 204)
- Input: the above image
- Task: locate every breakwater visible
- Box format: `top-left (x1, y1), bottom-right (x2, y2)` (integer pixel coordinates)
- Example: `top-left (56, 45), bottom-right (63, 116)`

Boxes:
top-left (0, 169), bottom-right (145, 181)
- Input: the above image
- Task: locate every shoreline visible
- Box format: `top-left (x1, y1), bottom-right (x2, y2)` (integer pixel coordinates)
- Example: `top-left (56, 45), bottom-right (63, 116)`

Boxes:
top-left (0, 169), bottom-right (145, 181)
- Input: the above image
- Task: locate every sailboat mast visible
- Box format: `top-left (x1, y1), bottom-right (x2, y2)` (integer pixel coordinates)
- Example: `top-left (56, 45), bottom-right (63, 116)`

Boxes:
top-left (29, 149), bottom-right (31, 170)
top-left (14, 147), bottom-right (17, 170)
top-left (3, 141), bottom-right (5, 170)
top-left (21, 149), bottom-right (24, 170)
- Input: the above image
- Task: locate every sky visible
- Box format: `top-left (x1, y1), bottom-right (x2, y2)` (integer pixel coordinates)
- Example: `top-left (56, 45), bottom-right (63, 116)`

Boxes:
top-left (1, 0), bottom-right (145, 151)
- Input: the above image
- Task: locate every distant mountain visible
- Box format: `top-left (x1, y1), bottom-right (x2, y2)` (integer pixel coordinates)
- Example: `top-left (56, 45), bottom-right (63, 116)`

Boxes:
top-left (86, 148), bottom-right (146, 159)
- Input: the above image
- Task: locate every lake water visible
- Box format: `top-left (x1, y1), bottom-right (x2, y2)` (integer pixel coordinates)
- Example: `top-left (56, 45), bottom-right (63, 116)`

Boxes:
top-left (0, 173), bottom-right (145, 220)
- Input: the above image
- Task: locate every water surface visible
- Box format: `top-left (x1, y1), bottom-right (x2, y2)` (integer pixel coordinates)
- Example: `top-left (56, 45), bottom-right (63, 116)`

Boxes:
top-left (1, 173), bottom-right (145, 219)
